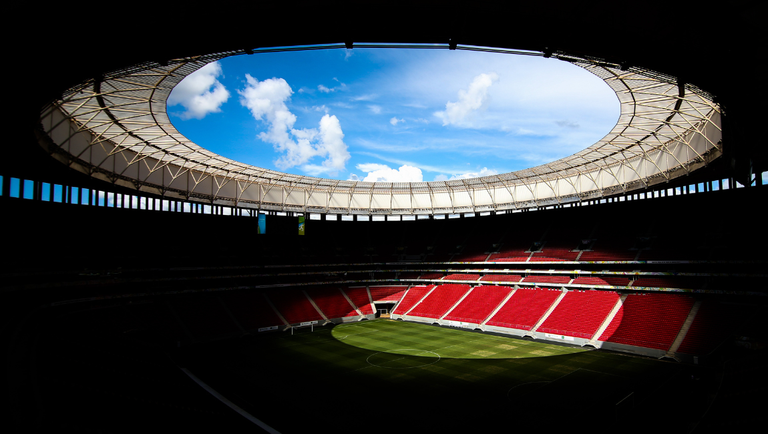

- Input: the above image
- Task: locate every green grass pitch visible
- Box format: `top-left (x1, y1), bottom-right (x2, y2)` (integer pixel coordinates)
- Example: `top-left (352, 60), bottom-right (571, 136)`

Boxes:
top-left (182, 319), bottom-right (705, 433)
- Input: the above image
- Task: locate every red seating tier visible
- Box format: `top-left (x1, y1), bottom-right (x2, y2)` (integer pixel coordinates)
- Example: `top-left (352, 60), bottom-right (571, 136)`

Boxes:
top-left (571, 276), bottom-right (610, 286)
top-left (305, 287), bottom-right (358, 319)
top-left (598, 293), bottom-right (694, 350)
top-left (677, 301), bottom-right (747, 355)
top-left (538, 246), bottom-right (579, 261)
top-left (419, 273), bottom-right (444, 280)
top-left (406, 284), bottom-right (471, 319)
top-left (537, 290), bottom-right (619, 338)
top-left (527, 256), bottom-right (567, 262)
top-left (486, 288), bottom-right (562, 330)
top-left (522, 275), bottom-right (571, 284)
top-left (443, 273), bottom-right (481, 281)
top-left (443, 285), bottom-right (513, 323)
top-left (480, 274), bottom-right (523, 282)
top-left (368, 286), bottom-right (408, 302)
top-left (342, 286), bottom-right (375, 315)
top-left (489, 256), bottom-right (530, 262)
top-left (266, 289), bottom-right (324, 324)
top-left (578, 248), bottom-right (637, 261)
top-left (392, 286), bottom-right (434, 315)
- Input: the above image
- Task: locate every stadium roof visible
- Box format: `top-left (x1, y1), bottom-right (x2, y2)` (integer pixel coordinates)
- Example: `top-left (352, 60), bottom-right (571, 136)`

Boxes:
top-left (11, 2), bottom-right (762, 213)
top-left (38, 45), bottom-right (722, 214)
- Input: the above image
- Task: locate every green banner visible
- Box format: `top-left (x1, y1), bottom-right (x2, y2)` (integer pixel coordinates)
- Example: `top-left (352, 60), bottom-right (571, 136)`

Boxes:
top-left (298, 216), bottom-right (305, 236)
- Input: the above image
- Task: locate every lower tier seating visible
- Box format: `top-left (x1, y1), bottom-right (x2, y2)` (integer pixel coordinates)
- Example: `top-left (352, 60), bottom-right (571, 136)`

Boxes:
top-left (266, 289), bottom-right (324, 324)
top-left (406, 284), bottom-right (470, 319)
top-left (676, 301), bottom-right (752, 355)
top-left (486, 288), bottom-right (562, 330)
top-left (305, 287), bottom-right (359, 319)
top-left (443, 285), bottom-right (513, 323)
top-left (342, 286), bottom-right (375, 315)
top-left (536, 290), bottom-right (619, 338)
top-left (598, 293), bottom-right (695, 350)
top-left (368, 286), bottom-right (408, 303)
top-left (392, 286), bottom-right (434, 315)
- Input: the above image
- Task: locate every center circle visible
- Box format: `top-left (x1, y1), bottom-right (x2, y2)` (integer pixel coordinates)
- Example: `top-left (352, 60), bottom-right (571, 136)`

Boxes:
top-left (366, 349), bottom-right (441, 369)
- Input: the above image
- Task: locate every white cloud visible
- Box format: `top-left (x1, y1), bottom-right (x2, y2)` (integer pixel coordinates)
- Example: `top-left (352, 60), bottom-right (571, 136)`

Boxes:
top-left (168, 61), bottom-right (230, 120)
top-left (435, 72), bottom-right (499, 126)
top-left (350, 94), bottom-right (377, 102)
top-left (318, 78), bottom-right (347, 93)
top-left (444, 167), bottom-right (498, 180)
top-left (390, 117), bottom-right (404, 126)
top-left (354, 163), bottom-right (423, 182)
top-left (368, 105), bottom-right (382, 114)
top-left (238, 75), bottom-right (350, 174)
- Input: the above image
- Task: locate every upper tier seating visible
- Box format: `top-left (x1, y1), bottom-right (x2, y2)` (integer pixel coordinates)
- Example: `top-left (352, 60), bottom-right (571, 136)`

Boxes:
top-left (480, 274), bottom-right (523, 282)
top-left (535, 246), bottom-right (580, 261)
top-left (571, 276), bottom-right (610, 286)
top-left (443, 273), bottom-right (481, 281)
top-left (491, 256), bottom-right (532, 262)
top-left (527, 256), bottom-right (568, 262)
top-left (632, 276), bottom-right (706, 290)
top-left (486, 239), bottom-right (532, 261)
top-left (397, 272), bottom-right (421, 279)
top-left (601, 277), bottom-right (632, 287)
top-left (522, 275), bottom-right (571, 285)
top-left (578, 247), bottom-right (637, 261)
top-left (419, 273), bottom-right (444, 280)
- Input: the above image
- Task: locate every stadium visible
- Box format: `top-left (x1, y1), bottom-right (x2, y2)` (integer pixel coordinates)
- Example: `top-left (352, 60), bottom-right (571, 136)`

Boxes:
top-left (4, 2), bottom-right (766, 433)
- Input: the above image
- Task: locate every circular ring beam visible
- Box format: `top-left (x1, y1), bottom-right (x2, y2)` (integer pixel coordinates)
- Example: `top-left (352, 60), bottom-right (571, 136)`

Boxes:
top-left (38, 44), bottom-right (722, 215)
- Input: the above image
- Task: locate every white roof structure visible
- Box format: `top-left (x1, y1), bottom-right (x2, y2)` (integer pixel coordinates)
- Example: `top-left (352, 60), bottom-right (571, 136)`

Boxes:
top-left (38, 44), bottom-right (722, 215)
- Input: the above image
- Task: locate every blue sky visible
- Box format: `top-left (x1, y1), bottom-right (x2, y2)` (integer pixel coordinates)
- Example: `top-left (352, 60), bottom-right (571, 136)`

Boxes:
top-left (167, 47), bottom-right (620, 182)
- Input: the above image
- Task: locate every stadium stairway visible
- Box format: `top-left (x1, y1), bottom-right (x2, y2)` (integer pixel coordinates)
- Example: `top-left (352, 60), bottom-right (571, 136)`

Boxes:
top-left (664, 300), bottom-right (702, 360)
top-left (437, 286), bottom-right (476, 323)
top-left (339, 288), bottom-right (365, 317)
top-left (401, 285), bottom-right (438, 316)
top-left (262, 295), bottom-right (291, 330)
top-left (588, 295), bottom-right (626, 347)
top-left (526, 288), bottom-right (568, 337)
top-left (302, 289), bottom-right (332, 324)
top-left (479, 288), bottom-right (518, 329)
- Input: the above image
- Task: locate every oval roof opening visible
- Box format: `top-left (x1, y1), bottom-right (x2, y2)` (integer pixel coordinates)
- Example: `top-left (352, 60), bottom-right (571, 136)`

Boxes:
top-left (168, 46), bottom-right (620, 183)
